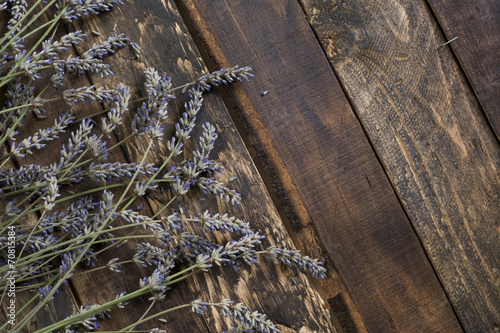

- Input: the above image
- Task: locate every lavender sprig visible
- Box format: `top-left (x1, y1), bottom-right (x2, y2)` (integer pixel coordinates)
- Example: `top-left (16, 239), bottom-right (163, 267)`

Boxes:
top-left (195, 65), bottom-right (253, 91)
top-left (192, 299), bottom-right (280, 333)
top-left (267, 246), bottom-right (327, 279)
top-left (10, 110), bottom-right (75, 158)
top-left (62, 85), bottom-right (116, 105)
top-left (56, 0), bottom-right (124, 23)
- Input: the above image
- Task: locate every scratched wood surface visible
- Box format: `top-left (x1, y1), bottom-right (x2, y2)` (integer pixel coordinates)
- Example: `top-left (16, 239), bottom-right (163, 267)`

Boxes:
top-left (426, 0), bottom-right (500, 138)
top-left (3, 0), bottom-right (500, 332)
top-left (176, 0), bottom-right (463, 332)
top-left (299, 0), bottom-right (500, 332)
top-left (0, 0), bottom-right (334, 332)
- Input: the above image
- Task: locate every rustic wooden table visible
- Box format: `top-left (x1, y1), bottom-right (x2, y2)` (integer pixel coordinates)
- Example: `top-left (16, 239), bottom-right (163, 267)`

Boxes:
top-left (5, 0), bottom-right (499, 332)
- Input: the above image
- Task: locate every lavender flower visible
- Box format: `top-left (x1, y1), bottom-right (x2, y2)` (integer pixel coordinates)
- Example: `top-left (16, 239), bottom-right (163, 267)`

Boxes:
top-left (195, 66), bottom-right (253, 91)
top-left (133, 242), bottom-right (169, 267)
top-left (192, 299), bottom-right (208, 315)
top-left (41, 31), bottom-right (87, 60)
top-left (41, 175), bottom-right (60, 211)
top-left (107, 258), bottom-right (122, 272)
top-left (129, 42), bottom-right (141, 59)
top-left (223, 233), bottom-right (264, 267)
top-left (56, 0), bottom-right (124, 23)
top-left (83, 31), bottom-right (129, 59)
top-left (132, 67), bottom-right (173, 136)
top-left (62, 85), bottom-right (116, 105)
top-left (119, 209), bottom-right (162, 232)
top-left (38, 285), bottom-right (56, 301)
top-left (197, 177), bottom-right (242, 205)
top-left (10, 110), bottom-right (75, 158)
top-left (62, 304), bottom-right (110, 331)
top-left (193, 299), bottom-right (280, 333)
top-left (115, 291), bottom-right (128, 308)
top-left (174, 232), bottom-right (219, 260)
top-left (5, 200), bottom-right (21, 216)
top-left (6, 0), bottom-right (27, 32)
top-left (195, 211), bottom-right (253, 235)
top-left (88, 162), bottom-right (156, 182)
top-left (54, 54), bottom-right (113, 78)
top-left (58, 118), bottom-right (93, 167)
top-left (59, 253), bottom-right (74, 279)
top-left (139, 268), bottom-right (167, 301)
top-left (267, 246), bottom-right (327, 279)
top-left (101, 85), bottom-right (130, 134)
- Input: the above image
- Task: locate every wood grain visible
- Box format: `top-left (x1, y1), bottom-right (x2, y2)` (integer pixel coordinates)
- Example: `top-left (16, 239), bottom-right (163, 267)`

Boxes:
top-left (177, 0), bottom-right (462, 332)
top-left (300, 0), bottom-right (500, 331)
top-left (426, 0), bottom-right (500, 138)
top-left (66, 0), bottom-right (334, 332)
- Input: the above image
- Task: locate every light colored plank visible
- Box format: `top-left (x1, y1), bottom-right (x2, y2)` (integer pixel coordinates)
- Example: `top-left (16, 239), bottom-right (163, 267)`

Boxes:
top-left (300, 0), bottom-right (500, 331)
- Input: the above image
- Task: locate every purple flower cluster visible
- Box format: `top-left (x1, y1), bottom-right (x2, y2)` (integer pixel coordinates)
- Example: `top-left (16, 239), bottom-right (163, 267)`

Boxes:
top-left (55, 0), bottom-right (124, 23)
top-left (267, 246), bottom-right (327, 279)
top-left (192, 298), bottom-right (280, 333)
top-left (196, 65), bottom-right (254, 91)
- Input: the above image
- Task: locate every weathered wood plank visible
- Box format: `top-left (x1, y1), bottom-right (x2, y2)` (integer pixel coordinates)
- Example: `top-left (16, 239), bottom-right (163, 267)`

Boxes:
top-left (426, 0), bottom-right (500, 138)
top-left (300, 0), bottom-right (500, 331)
top-left (177, 0), bottom-right (462, 332)
top-left (67, 0), bottom-right (334, 332)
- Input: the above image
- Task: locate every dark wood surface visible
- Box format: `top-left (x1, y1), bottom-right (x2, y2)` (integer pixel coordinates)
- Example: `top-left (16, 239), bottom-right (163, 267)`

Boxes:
top-left (426, 0), bottom-right (500, 138)
top-left (177, 0), bottom-right (462, 332)
top-left (3, 0), bottom-right (499, 332)
top-left (299, 0), bottom-right (500, 332)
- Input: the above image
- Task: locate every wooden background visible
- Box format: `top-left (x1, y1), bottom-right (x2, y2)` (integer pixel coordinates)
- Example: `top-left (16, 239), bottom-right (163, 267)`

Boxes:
top-left (3, 0), bottom-right (499, 332)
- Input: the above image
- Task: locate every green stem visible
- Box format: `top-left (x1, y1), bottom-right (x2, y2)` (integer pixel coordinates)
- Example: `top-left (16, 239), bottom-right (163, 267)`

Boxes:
top-left (0, 0), bottom-right (62, 84)
top-left (0, 0), bottom-right (49, 54)
top-left (0, 84), bottom-right (50, 148)
top-left (123, 300), bottom-right (156, 333)
top-left (34, 286), bottom-right (151, 333)
top-left (19, 20), bottom-right (55, 41)
top-left (0, 95), bottom-right (57, 116)
top-left (118, 303), bottom-right (191, 332)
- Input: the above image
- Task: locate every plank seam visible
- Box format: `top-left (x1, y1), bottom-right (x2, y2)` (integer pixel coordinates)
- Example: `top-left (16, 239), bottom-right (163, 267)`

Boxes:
top-left (423, 0), bottom-right (500, 144)
top-left (294, 1), bottom-right (467, 330)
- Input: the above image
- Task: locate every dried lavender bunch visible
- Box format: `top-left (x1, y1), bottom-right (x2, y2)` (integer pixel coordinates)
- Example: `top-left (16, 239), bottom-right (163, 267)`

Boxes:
top-left (0, 1), bottom-right (328, 332)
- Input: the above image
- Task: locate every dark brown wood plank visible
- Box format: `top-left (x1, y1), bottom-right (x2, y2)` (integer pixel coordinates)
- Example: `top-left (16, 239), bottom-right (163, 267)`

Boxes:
top-left (177, 0), bottom-right (462, 332)
top-left (426, 0), bottom-right (500, 138)
top-left (300, 0), bottom-right (500, 331)
top-left (66, 0), bottom-right (334, 332)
